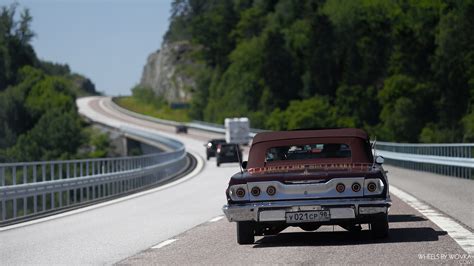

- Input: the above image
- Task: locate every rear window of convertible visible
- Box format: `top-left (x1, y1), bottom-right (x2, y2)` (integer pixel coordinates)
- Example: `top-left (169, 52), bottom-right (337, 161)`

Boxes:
top-left (265, 143), bottom-right (351, 162)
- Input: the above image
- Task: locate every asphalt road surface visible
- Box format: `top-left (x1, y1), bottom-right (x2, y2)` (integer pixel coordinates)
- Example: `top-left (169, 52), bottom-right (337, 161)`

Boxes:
top-left (1, 96), bottom-right (472, 265)
top-left (119, 197), bottom-right (468, 265)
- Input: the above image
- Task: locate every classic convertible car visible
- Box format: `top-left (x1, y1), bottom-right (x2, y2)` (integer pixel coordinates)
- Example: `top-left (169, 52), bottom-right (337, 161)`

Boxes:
top-left (222, 128), bottom-right (391, 244)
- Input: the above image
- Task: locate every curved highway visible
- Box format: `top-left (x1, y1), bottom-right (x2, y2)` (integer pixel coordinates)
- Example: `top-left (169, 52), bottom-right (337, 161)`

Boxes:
top-left (0, 96), bottom-right (472, 265)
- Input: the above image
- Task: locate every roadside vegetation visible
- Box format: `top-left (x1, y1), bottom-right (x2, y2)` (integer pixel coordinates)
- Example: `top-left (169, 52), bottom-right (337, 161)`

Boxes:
top-left (0, 4), bottom-right (113, 162)
top-left (115, 86), bottom-right (190, 122)
top-left (162, 0), bottom-right (474, 143)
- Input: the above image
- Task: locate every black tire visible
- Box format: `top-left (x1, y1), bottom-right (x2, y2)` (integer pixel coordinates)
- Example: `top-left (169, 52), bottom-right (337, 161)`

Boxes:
top-left (300, 225), bottom-right (321, 232)
top-left (237, 221), bottom-right (255, 244)
top-left (371, 214), bottom-right (389, 238)
top-left (206, 154), bottom-right (209, 161)
top-left (217, 160), bottom-right (220, 167)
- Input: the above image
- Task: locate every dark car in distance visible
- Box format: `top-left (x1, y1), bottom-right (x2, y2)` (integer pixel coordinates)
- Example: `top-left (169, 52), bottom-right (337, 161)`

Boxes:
top-left (216, 143), bottom-right (243, 167)
top-left (205, 139), bottom-right (226, 160)
top-left (175, 124), bottom-right (188, 134)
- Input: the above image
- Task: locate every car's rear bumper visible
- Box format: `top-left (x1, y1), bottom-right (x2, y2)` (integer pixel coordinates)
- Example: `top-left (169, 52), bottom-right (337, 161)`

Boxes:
top-left (222, 198), bottom-right (391, 222)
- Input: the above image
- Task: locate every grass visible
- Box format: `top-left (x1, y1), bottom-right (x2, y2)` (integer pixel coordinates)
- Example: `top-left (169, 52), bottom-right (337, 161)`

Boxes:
top-left (115, 96), bottom-right (190, 122)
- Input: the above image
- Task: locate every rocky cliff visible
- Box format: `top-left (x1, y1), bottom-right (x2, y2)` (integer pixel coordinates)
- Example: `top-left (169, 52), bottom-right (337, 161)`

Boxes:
top-left (139, 41), bottom-right (201, 103)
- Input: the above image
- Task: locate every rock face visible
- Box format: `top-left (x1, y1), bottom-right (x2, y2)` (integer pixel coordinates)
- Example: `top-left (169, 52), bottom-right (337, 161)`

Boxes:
top-left (139, 41), bottom-right (199, 103)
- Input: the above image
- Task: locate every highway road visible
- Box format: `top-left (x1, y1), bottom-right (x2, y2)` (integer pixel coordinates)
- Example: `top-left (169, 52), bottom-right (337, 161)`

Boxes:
top-left (119, 197), bottom-right (467, 265)
top-left (1, 96), bottom-right (473, 265)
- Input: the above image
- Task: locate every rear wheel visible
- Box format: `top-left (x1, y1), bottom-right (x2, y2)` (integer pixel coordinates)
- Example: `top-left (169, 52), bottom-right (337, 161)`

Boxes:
top-left (237, 221), bottom-right (255, 245)
top-left (371, 214), bottom-right (389, 238)
top-left (217, 160), bottom-right (221, 167)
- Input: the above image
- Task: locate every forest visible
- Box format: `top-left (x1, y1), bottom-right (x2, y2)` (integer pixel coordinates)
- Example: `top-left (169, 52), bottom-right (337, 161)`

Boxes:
top-left (165, 0), bottom-right (474, 143)
top-left (0, 4), bottom-right (110, 162)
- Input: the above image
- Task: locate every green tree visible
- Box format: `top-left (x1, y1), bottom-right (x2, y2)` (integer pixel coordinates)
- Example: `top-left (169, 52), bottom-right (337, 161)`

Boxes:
top-left (302, 13), bottom-right (336, 97)
top-left (432, 0), bottom-right (474, 141)
top-left (261, 30), bottom-right (300, 109)
top-left (189, 0), bottom-right (239, 67)
top-left (164, 0), bottom-right (474, 143)
top-left (25, 75), bottom-right (75, 119)
top-left (335, 84), bottom-right (379, 127)
top-left (5, 110), bottom-right (83, 162)
top-left (378, 75), bottom-right (437, 142)
top-left (266, 97), bottom-right (340, 130)
top-left (0, 66), bottom-right (43, 149)
top-left (462, 112), bottom-right (474, 142)
top-left (204, 37), bottom-right (264, 122)
top-left (0, 4), bottom-right (37, 90)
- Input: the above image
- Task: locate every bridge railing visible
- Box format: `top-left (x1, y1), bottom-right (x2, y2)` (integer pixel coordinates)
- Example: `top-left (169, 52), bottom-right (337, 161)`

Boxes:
top-left (0, 127), bottom-right (188, 225)
top-left (376, 142), bottom-right (473, 158)
top-left (375, 142), bottom-right (474, 179)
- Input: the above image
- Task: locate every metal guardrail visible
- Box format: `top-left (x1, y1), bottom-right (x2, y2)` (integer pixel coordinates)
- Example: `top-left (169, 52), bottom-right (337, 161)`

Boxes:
top-left (376, 141), bottom-right (473, 158)
top-left (0, 127), bottom-right (188, 225)
top-left (110, 98), bottom-right (265, 137)
top-left (188, 120), bottom-right (267, 136)
top-left (110, 98), bottom-right (181, 127)
top-left (110, 98), bottom-right (474, 179)
top-left (375, 142), bottom-right (473, 179)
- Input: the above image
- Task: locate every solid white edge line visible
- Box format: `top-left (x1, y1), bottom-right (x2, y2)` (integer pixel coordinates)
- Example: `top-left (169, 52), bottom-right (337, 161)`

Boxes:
top-left (390, 185), bottom-right (474, 255)
top-left (0, 151), bottom-right (205, 232)
top-left (209, 216), bottom-right (224, 223)
top-left (151, 239), bottom-right (177, 249)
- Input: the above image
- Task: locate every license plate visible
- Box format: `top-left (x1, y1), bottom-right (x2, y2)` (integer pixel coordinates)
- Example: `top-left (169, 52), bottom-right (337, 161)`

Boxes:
top-left (225, 152), bottom-right (234, 156)
top-left (285, 211), bottom-right (330, 223)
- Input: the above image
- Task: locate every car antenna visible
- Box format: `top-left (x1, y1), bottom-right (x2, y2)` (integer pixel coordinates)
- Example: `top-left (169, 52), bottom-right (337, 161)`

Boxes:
top-left (371, 136), bottom-right (377, 168)
top-left (235, 144), bottom-right (244, 174)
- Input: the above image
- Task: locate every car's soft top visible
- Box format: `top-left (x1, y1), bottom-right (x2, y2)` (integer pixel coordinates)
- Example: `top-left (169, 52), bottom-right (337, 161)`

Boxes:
top-left (247, 128), bottom-right (373, 168)
top-left (252, 128), bottom-right (369, 145)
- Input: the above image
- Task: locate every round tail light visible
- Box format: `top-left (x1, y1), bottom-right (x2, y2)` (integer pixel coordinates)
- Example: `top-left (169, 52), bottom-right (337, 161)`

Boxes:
top-left (235, 188), bottom-right (246, 198)
top-left (266, 186), bottom-right (276, 196)
top-left (251, 186), bottom-right (261, 197)
top-left (367, 182), bottom-right (377, 192)
top-left (336, 183), bottom-right (345, 193)
top-left (352, 183), bottom-right (361, 192)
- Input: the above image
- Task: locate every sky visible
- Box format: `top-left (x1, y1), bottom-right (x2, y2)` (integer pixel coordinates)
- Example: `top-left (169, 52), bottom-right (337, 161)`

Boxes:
top-left (2, 0), bottom-right (173, 96)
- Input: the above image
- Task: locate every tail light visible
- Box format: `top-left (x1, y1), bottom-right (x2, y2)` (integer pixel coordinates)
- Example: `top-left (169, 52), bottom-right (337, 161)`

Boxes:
top-left (352, 183), bottom-right (361, 192)
top-left (235, 188), bottom-right (246, 198)
top-left (251, 186), bottom-right (261, 197)
top-left (367, 182), bottom-right (377, 192)
top-left (266, 186), bottom-right (276, 196)
top-left (336, 183), bottom-right (345, 193)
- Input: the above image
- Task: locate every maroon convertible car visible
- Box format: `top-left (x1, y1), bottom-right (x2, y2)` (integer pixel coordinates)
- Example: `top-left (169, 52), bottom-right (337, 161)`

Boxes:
top-left (223, 128), bottom-right (390, 244)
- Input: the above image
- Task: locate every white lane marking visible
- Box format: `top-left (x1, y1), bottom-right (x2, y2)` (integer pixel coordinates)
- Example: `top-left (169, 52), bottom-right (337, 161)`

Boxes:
top-left (0, 151), bottom-right (205, 232)
top-left (209, 216), bottom-right (224, 223)
top-left (151, 239), bottom-right (177, 249)
top-left (391, 185), bottom-right (474, 255)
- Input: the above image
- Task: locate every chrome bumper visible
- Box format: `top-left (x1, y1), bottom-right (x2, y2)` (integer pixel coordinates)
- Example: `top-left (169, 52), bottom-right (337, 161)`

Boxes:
top-left (222, 198), bottom-right (391, 222)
